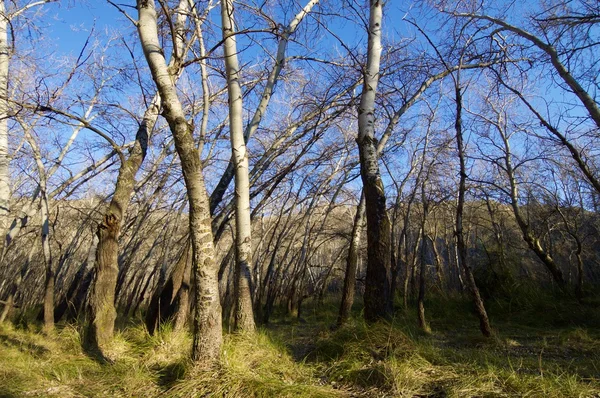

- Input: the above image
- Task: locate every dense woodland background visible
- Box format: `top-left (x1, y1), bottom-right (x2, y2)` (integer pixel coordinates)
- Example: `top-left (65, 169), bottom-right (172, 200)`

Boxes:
top-left (0, 0), bottom-right (599, 396)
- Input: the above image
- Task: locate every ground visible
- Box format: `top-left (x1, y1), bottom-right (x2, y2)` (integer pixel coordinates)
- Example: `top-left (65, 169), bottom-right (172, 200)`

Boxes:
top-left (0, 295), bottom-right (599, 397)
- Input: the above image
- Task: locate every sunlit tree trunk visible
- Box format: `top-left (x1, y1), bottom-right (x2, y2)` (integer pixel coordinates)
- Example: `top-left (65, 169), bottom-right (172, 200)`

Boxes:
top-left (221, 0), bottom-right (255, 333)
top-left (357, 0), bottom-right (392, 322)
top-left (85, 96), bottom-right (157, 355)
top-left (40, 188), bottom-right (54, 333)
top-left (137, 0), bottom-right (222, 363)
top-left (87, 0), bottom-right (191, 356)
top-left (0, 0), bottom-right (9, 249)
top-left (209, 0), bottom-right (320, 214)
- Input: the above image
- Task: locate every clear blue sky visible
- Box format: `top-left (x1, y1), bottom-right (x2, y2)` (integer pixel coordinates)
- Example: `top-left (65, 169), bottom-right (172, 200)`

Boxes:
top-left (48, 1), bottom-right (126, 55)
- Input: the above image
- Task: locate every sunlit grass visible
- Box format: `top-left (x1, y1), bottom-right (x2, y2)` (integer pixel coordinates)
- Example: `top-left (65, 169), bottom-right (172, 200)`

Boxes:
top-left (0, 295), bottom-right (599, 397)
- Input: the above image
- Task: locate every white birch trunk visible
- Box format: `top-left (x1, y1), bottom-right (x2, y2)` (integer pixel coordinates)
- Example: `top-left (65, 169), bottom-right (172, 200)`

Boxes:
top-left (357, 0), bottom-right (392, 322)
top-left (0, 0), bottom-right (10, 247)
top-left (221, 0), bottom-right (255, 332)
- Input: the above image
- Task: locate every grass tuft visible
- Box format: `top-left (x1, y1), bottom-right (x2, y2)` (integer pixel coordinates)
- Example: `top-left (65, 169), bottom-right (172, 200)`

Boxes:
top-left (168, 330), bottom-right (340, 397)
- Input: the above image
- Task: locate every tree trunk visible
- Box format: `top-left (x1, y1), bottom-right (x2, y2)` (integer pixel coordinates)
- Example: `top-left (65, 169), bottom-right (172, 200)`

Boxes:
top-left (416, 171), bottom-right (432, 333)
top-left (86, 0), bottom-right (193, 354)
top-left (86, 213), bottom-right (120, 355)
top-left (0, 0), bottom-right (9, 251)
top-left (403, 227), bottom-right (421, 309)
top-left (357, 0), bottom-right (392, 323)
top-left (137, 0), bottom-right (222, 364)
top-left (499, 116), bottom-right (566, 289)
top-left (455, 85), bottom-right (492, 337)
top-left (429, 233), bottom-right (445, 290)
top-left (221, 0), bottom-right (255, 333)
top-left (208, 0), bottom-right (320, 214)
top-left (337, 194), bottom-right (365, 326)
top-left (41, 193), bottom-right (54, 333)
top-left (417, 227), bottom-right (430, 333)
top-left (85, 124), bottom-right (152, 354)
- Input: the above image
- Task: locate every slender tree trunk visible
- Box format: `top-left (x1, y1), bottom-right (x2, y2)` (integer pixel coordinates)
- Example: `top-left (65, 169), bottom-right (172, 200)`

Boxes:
top-left (498, 115), bottom-right (567, 289)
top-left (137, 0), bottom-right (222, 364)
top-left (455, 86), bottom-right (492, 337)
top-left (403, 227), bottom-right (422, 309)
top-left (337, 194), bottom-right (365, 326)
top-left (41, 192), bottom-right (54, 332)
top-left (357, 0), bottom-right (392, 323)
top-left (173, 251), bottom-right (192, 331)
top-left (0, 0), bottom-right (9, 251)
top-left (221, 0), bottom-right (255, 333)
top-left (428, 233), bottom-right (445, 290)
top-left (417, 221), bottom-right (430, 333)
top-left (145, 240), bottom-right (190, 334)
top-left (209, 0), bottom-right (320, 214)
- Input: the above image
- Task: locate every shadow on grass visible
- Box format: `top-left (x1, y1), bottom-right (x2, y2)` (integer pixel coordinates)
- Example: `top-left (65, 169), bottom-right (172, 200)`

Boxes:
top-left (0, 333), bottom-right (50, 358)
top-left (265, 296), bottom-right (600, 396)
top-left (155, 360), bottom-right (189, 389)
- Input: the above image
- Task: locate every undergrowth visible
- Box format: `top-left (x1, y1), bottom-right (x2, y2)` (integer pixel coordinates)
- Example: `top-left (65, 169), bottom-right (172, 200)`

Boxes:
top-left (0, 295), bottom-right (599, 397)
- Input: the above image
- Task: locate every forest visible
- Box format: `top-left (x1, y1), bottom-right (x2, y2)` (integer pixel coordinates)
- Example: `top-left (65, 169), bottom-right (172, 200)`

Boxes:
top-left (0, 0), bottom-right (599, 396)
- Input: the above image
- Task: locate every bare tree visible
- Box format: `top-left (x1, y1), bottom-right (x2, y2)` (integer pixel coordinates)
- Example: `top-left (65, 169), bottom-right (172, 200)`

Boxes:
top-left (357, 0), bottom-right (393, 322)
top-left (220, 0), bottom-right (255, 333)
top-left (137, 0), bottom-right (222, 364)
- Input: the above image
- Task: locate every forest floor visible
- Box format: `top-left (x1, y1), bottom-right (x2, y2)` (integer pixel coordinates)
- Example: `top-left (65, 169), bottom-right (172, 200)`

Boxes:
top-left (0, 294), bottom-right (599, 397)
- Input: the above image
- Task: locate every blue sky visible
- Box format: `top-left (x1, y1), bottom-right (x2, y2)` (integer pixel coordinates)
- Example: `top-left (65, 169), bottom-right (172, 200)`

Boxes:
top-left (11, 0), bottom-right (598, 204)
top-left (48, 1), bottom-right (126, 55)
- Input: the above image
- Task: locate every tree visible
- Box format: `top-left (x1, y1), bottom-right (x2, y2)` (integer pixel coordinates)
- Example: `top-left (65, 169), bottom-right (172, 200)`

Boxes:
top-left (454, 83), bottom-right (492, 337)
top-left (85, 0), bottom-right (193, 356)
top-left (357, 0), bottom-right (393, 322)
top-left (137, 0), bottom-right (222, 364)
top-left (472, 93), bottom-right (567, 289)
top-left (0, 0), bottom-right (56, 268)
top-left (221, 0), bottom-right (255, 333)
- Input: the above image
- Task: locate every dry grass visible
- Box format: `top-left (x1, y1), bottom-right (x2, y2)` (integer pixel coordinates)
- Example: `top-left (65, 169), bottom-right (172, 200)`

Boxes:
top-left (1, 297), bottom-right (599, 397)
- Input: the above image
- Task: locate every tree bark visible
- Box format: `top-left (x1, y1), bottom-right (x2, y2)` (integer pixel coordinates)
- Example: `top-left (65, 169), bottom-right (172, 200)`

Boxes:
top-left (221, 0), bottom-right (255, 333)
top-left (209, 0), bottom-right (320, 214)
top-left (417, 218), bottom-right (430, 334)
top-left (357, 0), bottom-right (392, 323)
top-left (0, 0), bottom-right (9, 249)
top-left (85, 100), bottom-right (156, 354)
top-left (337, 194), bottom-right (365, 326)
top-left (41, 188), bottom-right (54, 333)
top-left (86, 0), bottom-right (194, 355)
top-left (137, 0), bottom-right (222, 364)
